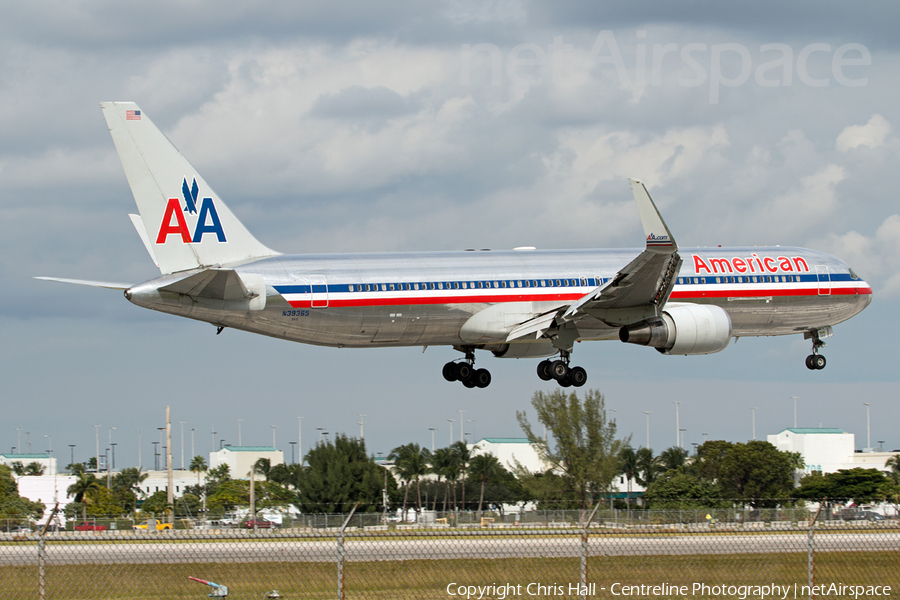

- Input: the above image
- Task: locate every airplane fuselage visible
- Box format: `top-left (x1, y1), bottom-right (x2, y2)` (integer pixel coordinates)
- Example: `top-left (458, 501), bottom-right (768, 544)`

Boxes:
top-left (126, 245), bottom-right (872, 353)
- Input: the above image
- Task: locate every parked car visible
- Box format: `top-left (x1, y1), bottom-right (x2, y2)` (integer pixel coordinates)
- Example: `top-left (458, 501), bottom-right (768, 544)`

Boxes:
top-left (843, 510), bottom-right (885, 522)
top-left (243, 518), bottom-right (273, 529)
top-left (133, 519), bottom-right (173, 531)
top-left (74, 522), bottom-right (106, 531)
top-left (9, 525), bottom-right (33, 533)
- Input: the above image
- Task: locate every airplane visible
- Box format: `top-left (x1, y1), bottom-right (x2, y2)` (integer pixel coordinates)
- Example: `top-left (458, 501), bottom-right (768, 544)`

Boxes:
top-left (37, 102), bottom-right (873, 389)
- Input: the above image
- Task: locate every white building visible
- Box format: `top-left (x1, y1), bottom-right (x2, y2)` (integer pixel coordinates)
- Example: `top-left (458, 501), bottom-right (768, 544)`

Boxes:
top-left (0, 453), bottom-right (58, 476)
top-left (767, 428), bottom-right (898, 475)
top-left (208, 446), bottom-right (284, 480)
top-left (469, 438), bottom-right (549, 473)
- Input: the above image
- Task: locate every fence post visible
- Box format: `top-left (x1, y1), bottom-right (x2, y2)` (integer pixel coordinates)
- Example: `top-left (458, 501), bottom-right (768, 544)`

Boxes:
top-left (580, 502), bottom-right (602, 600)
top-left (337, 504), bottom-right (359, 600)
top-left (807, 501), bottom-right (825, 600)
top-left (38, 537), bottom-right (46, 600)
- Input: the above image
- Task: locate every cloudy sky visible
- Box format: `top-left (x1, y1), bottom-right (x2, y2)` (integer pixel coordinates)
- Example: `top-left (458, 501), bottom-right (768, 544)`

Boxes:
top-left (2, 1), bottom-right (899, 471)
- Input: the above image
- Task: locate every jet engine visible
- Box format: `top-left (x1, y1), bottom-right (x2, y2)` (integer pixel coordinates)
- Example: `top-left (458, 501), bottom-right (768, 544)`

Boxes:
top-left (618, 304), bottom-right (732, 355)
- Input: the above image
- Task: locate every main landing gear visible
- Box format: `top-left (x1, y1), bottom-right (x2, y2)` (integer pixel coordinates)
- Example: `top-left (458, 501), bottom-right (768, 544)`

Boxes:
top-left (804, 327), bottom-right (830, 371)
top-left (442, 348), bottom-right (491, 388)
top-left (536, 351), bottom-right (587, 388)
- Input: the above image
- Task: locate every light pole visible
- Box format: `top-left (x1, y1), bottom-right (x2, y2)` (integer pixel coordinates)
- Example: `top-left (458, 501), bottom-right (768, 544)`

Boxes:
top-left (271, 425), bottom-right (277, 448)
top-left (643, 411), bottom-right (652, 449)
top-left (110, 443), bottom-right (117, 470)
top-left (428, 428), bottom-right (436, 452)
top-left (137, 431), bottom-right (142, 470)
top-left (679, 429), bottom-right (686, 450)
top-left (179, 422), bottom-right (186, 469)
top-left (458, 410), bottom-right (465, 443)
top-left (157, 428), bottom-right (166, 468)
top-left (673, 401), bottom-right (681, 448)
top-left (358, 415), bottom-right (366, 440)
top-left (297, 417), bottom-right (303, 466)
top-left (152, 441), bottom-right (159, 471)
top-left (94, 425), bottom-right (101, 474)
top-left (68, 445), bottom-right (75, 468)
top-left (16, 428), bottom-right (21, 454)
top-left (237, 419), bottom-right (244, 447)
top-left (190, 428), bottom-right (195, 461)
top-left (316, 428), bottom-right (324, 444)
top-left (447, 419), bottom-right (454, 445)
top-left (750, 407), bottom-right (758, 441)
top-left (791, 396), bottom-right (799, 428)
top-left (863, 403), bottom-right (872, 450)
top-left (210, 424), bottom-right (215, 454)
top-left (289, 441), bottom-right (297, 464)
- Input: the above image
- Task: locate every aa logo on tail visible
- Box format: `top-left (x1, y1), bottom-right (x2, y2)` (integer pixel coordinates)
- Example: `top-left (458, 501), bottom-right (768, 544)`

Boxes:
top-left (155, 178), bottom-right (227, 244)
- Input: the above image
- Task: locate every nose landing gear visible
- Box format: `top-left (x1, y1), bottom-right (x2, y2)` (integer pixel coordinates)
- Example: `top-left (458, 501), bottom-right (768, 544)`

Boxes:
top-left (537, 351), bottom-right (587, 388)
top-left (804, 327), bottom-right (831, 371)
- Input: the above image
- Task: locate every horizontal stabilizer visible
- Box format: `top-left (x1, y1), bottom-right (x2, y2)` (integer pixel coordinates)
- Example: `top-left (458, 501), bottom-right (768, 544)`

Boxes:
top-left (159, 269), bottom-right (260, 301)
top-left (34, 277), bottom-right (131, 290)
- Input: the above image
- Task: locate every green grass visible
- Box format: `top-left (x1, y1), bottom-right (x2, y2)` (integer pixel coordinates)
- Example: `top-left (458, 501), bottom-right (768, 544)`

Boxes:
top-left (1, 552), bottom-right (897, 600)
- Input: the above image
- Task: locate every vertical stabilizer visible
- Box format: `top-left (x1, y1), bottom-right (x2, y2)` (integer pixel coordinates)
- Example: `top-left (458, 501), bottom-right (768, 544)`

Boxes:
top-left (101, 102), bottom-right (278, 274)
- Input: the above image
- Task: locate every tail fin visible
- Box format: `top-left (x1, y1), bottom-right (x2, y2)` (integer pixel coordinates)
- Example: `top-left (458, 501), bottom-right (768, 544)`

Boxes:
top-left (101, 102), bottom-right (278, 274)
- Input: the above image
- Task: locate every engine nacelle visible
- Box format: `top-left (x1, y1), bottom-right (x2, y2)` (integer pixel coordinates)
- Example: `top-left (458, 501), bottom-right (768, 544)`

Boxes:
top-left (618, 304), bottom-right (732, 355)
top-left (490, 341), bottom-right (558, 359)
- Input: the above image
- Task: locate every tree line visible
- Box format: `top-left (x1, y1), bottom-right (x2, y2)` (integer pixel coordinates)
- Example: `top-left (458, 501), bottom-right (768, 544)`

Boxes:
top-left (12, 389), bottom-right (900, 520)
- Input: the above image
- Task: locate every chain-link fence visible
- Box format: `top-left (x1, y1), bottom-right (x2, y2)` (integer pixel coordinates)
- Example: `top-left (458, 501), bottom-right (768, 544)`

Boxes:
top-left (2, 516), bottom-right (898, 599)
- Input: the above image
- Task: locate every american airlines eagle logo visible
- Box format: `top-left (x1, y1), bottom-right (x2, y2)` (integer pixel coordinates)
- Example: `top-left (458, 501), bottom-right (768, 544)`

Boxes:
top-left (155, 178), bottom-right (227, 244)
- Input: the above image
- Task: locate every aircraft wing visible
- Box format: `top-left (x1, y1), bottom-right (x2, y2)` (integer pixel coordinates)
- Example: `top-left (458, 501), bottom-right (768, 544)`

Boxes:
top-left (508, 179), bottom-right (681, 342)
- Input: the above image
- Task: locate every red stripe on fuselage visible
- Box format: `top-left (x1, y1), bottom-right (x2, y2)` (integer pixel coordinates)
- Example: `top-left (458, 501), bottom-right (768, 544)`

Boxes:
top-left (284, 285), bottom-right (872, 309)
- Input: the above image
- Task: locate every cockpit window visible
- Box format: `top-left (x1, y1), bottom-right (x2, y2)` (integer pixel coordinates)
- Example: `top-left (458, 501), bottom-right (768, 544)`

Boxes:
top-left (849, 268), bottom-right (859, 280)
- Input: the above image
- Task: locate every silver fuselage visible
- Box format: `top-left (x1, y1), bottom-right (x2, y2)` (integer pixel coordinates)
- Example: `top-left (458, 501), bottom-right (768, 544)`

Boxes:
top-left (125, 246), bottom-right (872, 354)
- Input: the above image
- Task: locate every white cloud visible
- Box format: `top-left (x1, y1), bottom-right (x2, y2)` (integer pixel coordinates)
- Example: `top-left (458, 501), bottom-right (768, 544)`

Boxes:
top-left (836, 114), bottom-right (895, 151)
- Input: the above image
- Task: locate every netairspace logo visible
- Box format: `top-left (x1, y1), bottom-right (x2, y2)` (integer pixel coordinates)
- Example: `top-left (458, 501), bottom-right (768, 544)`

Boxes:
top-left (461, 31), bottom-right (871, 103)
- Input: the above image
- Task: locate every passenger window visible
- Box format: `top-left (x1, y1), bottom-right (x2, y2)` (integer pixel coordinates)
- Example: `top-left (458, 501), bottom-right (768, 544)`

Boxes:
top-left (414, 283), bottom-right (419, 290)
top-left (555, 280), bottom-right (561, 286)
top-left (348, 285), bottom-right (354, 292)
top-left (389, 284), bottom-right (395, 291)
top-left (715, 277), bottom-right (721, 284)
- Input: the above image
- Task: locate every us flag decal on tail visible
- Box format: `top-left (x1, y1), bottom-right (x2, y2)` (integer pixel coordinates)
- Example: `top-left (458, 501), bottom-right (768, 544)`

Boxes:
top-left (126, 110), bottom-right (141, 120)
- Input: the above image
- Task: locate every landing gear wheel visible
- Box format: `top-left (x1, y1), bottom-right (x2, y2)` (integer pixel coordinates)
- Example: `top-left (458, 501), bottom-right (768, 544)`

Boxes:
top-left (569, 366), bottom-right (587, 387)
top-left (442, 362), bottom-right (458, 382)
top-left (806, 354), bottom-right (826, 370)
top-left (474, 368), bottom-right (492, 388)
top-left (462, 378), bottom-right (477, 388)
top-left (455, 363), bottom-right (473, 382)
top-left (558, 375), bottom-right (572, 388)
top-left (551, 360), bottom-right (569, 381)
top-left (537, 360), bottom-right (553, 381)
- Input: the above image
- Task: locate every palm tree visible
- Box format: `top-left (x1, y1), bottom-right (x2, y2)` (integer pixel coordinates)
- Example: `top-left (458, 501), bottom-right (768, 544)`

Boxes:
top-left (390, 443), bottom-right (431, 518)
top-left (189, 456), bottom-right (208, 487)
top-left (659, 447), bottom-right (688, 472)
top-left (885, 455), bottom-right (900, 485)
top-left (451, 441), bottom-right (471, 511)
top-left (67, 473), bottom-right (102, 521)
top-left (468, 453), bottom-right (503, 518)
top-left (635, 448), bottom-right (661, 488)
top-left (618, 446), bottom-right (638, 510)
top-left (430, 447), bottom-right (456, 512)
